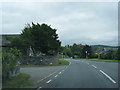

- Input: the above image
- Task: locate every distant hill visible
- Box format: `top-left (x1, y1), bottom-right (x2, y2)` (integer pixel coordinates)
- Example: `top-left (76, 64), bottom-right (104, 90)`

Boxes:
top-left (91, 45), bottom-right (118, 48)
top-left (91, 45), bottom-right (118, 52)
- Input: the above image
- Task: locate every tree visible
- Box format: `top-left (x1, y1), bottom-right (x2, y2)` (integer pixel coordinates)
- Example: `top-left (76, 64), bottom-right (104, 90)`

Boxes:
top-left (8, 23), bottom-right (61, 56)
top-left (117, 46), bottom-right (120, 60)
top-left (64, 48), bottom-right (72, 57)
top-left (112, 50), bottom-right (118, 60)
top-left (60, 44), bottom-right (92, 58)
top-left (82, 45), bottom-right (92, 58)
top-left (6, 37), bottom-right (28, 56)
top-left (70, 44), bottom-right (84, 58)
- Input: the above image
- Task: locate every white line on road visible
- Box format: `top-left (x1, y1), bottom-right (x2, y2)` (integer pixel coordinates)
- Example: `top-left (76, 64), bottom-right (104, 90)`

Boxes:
top-left (92, 65), bottom-right (97, 69)
top-left (46, 80), bottom-right (52, 84)
top-left (37, 64), bottom-right (69, 84)
top-left (36, 69), bottom-right (60, 83)
top-left (65, 66), bottom-right (69, 70)
top-left (62, 70), bottom-right (65, 72)
top-left (36, 87), bottom-right (42, 90)
top-left (59, 72), bottom-right (62, 74)
top-left (99, 70), bottom-right (116, 84)
top-left (55, 75), bottom-right (58, 78)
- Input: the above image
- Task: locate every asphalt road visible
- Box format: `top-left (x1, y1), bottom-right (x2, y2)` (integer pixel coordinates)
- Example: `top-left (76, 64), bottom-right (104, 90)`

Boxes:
top-left (37, 58), bottom-right (118, 88)
top-left (20, 66), bottom-right (66, 85)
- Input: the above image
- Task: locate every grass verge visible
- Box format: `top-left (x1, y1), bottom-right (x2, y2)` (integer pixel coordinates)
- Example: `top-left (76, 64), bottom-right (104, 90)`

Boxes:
top-left (21, 58), bottom-right (69, 67)
top-left (58, 58), bottom-right (69, 65)
top-left (74, 58), bottom-right (120, 63)
top-left (3, 73), bottom-right (35, 88)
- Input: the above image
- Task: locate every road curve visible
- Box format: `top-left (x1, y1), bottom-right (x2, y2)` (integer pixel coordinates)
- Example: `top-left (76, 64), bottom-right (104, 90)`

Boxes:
top-left (39, 58), bottom-right (118, 88)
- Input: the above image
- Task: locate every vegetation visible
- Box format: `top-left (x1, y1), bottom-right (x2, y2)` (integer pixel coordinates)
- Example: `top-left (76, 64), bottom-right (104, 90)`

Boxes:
top-left (2, 48), bottom-right (22, 81)
top-left (0, 49), bottom-right (2, 76)
top-left (60, 44), bottom-right (91, 58)
top-left (60, 44), bottom-right (120, 61)
top-left (2, 73), bottom-right (34, 88)
top-left (7, 23), bottom-right (61, 56)
top-left (95, 48), bottom-right (120, 60)
top-left (58, 59), bottom-right (70, 65)
top-left (74, 58), bottom-right (120, 62)
top-left (0, 50), bottom-right (2, 67)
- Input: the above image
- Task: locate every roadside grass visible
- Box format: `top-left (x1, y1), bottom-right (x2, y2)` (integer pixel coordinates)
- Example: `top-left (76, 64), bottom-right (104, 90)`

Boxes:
top-left (3, 73), bottom-right (35, 88)
top-left (20, 58), bottom-right (69, 67)
top-left (58, 58), bottom-right (69, 65)
top-left (74, 58), bottom-right (120, 63)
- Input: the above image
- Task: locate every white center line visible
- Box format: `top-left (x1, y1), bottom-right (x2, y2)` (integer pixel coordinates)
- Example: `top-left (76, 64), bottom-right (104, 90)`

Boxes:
top-left (55, 75), bottom-right (58, 78)
top-left (46, 80), bottom-right (52, 84)
top-left (92, 65), bottom-right (97, 69)
top-left (99, 70), bottom-right (116, 84)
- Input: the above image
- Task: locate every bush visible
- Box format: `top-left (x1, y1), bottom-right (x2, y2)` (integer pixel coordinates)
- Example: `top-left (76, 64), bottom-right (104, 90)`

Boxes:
top-left (100, 50), bottom-right (118, 60)
top-left (2, 48), bottom-right (22, 81)
top-left (90, 53), bottom-right (98, 58)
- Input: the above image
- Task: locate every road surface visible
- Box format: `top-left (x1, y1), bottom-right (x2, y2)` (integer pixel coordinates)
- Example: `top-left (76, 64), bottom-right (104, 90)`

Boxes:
top-left (20, 66), bottom-right (66, 86)
top-left (36, 59), bottom-right (118, 88)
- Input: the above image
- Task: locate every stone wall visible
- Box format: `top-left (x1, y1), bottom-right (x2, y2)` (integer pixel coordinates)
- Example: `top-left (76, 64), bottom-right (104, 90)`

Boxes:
top-left (21, 55), bottom-right (60, 65)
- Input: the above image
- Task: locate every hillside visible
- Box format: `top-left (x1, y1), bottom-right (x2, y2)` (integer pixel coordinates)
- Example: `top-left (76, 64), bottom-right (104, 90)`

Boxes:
top-left (91, 45), bottom-right (118, 52)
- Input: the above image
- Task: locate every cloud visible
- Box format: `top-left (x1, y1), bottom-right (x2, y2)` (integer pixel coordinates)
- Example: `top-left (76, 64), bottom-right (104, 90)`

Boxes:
top-left (2, 2), bottom-right (118, 46)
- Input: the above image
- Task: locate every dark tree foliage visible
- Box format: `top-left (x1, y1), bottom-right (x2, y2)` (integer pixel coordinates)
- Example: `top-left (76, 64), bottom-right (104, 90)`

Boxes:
top-left (60, 44), bottom-right (92, 58)
top-left (21, 23), bottom-right (61, 55)
top-left (8, 23), bottom-right (61, 55)
top-left (117, 46), bottom-right (120, 60)
top-left (83, 45), bottom-right (92, 58)
top-left (71, 44), bottom-right (84, 58)
top-left (6, 36), bottom-right (28, 56)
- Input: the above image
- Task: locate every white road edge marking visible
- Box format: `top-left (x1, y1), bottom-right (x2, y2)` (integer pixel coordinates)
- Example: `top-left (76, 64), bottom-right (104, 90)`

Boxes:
top-left (62, 70), bottom-right (65, 72)
top-left (36, 69), bottom-right (61, 83)
top-left (92, 65), bottom-right (97, 69)
top-left (36, 87), bottom-right (42, 90)
top-left (55, 75), bottom-right (58, 78)
top-left (37, 61), bottom-right (71, 83)
top-left (46, 80), bottom-right (52, 84)
top-left (59, 72), bottom-right (62, 74)
top-left (99, 70), bottom-right (116, 84)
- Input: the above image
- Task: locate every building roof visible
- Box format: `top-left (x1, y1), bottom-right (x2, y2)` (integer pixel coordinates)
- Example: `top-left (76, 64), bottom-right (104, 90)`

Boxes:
top-left (0, 34), bottom-right (20, 46)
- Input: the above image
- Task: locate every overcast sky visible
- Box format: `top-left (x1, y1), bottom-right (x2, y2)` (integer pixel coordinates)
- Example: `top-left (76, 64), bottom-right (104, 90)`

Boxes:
top-left (2, 2), bottom-right (118, 46)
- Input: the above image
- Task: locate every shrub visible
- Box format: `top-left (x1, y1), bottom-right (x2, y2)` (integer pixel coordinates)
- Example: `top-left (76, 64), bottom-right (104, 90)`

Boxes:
top-left (2, 48), bottom-right (22, 81)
